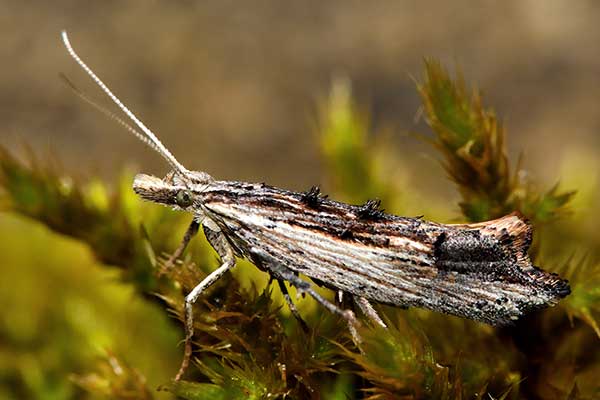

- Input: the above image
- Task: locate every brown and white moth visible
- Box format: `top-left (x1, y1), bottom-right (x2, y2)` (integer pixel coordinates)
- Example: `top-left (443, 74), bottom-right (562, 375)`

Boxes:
top-left (61, 31), bottom-right (570, 380)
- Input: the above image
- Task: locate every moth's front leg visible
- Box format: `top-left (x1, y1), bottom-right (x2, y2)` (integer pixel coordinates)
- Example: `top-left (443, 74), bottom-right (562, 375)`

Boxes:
top-left (160, 220), bottom-right (200, 275)
top-left (175, 226), bottom-right (236, 381)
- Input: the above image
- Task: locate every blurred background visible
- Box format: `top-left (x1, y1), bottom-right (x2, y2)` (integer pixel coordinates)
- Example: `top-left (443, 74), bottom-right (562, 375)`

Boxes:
top-left (3, 1), bottom-right (599, 189)
top-left (1, 1), bottom-right (599, 399)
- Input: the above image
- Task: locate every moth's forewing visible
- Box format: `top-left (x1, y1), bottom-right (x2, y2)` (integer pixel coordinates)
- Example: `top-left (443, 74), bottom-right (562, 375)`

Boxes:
top-left (201, 181), bottom-right (570, 325)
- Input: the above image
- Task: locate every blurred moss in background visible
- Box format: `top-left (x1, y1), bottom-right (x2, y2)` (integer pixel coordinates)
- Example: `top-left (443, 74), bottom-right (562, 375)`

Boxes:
top-left (1, 2), bottom-right (599, 399)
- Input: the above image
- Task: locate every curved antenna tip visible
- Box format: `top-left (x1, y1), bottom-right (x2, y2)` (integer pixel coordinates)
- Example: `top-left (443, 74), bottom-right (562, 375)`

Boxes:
top-left (60, 28), bottom-right (190, 176)
top-left (61, 31), bottom-right (71, 49)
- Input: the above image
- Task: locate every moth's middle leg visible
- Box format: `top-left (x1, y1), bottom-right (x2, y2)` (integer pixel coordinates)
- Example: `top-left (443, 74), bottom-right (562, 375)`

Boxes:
top-left (284, 272), bottom-right (362, 346)
top-left (276, 278), bottom-right (309, 332)
top-left (252, 249), bottom-right (361, 344)
top-left (271, 264), bottom-right (356, 323)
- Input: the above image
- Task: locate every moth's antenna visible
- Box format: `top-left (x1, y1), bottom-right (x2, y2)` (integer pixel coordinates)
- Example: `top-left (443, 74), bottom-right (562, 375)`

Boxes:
top-left (60, 74), bottom-right (161, 154)
top-left (60, 30), bottom-right (188, 175)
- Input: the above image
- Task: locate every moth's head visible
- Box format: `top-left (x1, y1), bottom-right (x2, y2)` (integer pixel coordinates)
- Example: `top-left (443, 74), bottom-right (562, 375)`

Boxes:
top-left (133, 170), bottom-right (213, 211)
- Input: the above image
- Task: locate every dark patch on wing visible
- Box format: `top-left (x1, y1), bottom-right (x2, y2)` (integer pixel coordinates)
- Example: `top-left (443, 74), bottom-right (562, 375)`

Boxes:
top-left (434, 230), bottom-right (508, 263)
top-left (433, 230), bottom-right (517, 278)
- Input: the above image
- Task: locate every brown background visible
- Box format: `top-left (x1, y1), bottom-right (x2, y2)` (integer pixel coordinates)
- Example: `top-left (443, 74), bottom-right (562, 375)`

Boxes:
top-left (2, 1), bottom-right (599, 202)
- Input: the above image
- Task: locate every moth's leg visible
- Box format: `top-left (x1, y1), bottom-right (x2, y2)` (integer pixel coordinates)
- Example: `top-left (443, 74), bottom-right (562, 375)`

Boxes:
top-left (266, 261), bottom-right (360, 341)
top-left (354, 296), bottom-right (387, 328)
top-left (175, 228), bottom-right (235, 381)
top-left (276, 279), bottom-right (309, 332)
top-left (274, 265), bottom-right (355, 323)
top-left (160, 220), bottom-right (200, 274)
top-left (250, 248), bottom-right (361, 345)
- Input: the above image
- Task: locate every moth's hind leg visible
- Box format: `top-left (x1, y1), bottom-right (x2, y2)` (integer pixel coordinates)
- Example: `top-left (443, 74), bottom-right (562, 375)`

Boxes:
top-left (276, 279), bottom-right (309, 332)
top-left (175, 227), bottom-right (236, 381)
top-left (335, 291), bottom-right (386, 328)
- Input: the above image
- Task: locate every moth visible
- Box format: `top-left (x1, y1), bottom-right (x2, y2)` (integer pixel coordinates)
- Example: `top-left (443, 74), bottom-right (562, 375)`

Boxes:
top-left (61, 31), bottom-right (570, 380)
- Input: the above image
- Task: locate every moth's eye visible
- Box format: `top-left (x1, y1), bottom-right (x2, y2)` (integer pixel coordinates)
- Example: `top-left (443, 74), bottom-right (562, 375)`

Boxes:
top-left (176, 190), bottom-right (193, 208)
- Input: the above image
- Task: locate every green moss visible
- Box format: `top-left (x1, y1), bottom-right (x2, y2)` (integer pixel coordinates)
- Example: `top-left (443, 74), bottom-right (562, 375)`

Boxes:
top-left (417, 60), bottom-right (575, 224)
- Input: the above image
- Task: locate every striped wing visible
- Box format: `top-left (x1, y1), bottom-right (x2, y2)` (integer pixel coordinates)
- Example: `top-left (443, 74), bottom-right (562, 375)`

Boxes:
top-left (201, 181), bottom-right (570, 325)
